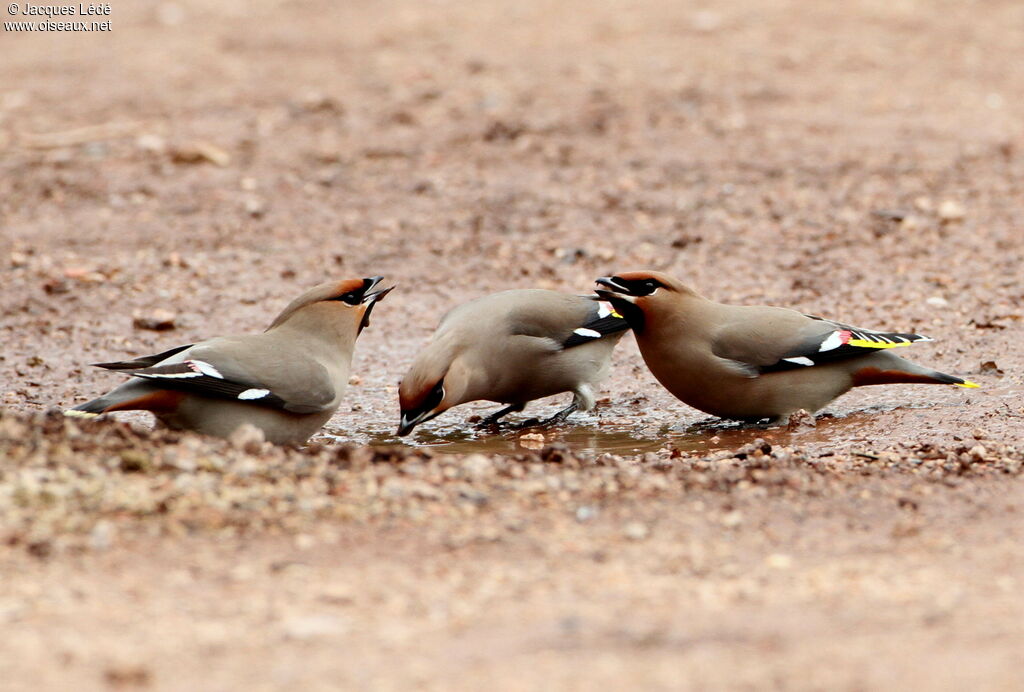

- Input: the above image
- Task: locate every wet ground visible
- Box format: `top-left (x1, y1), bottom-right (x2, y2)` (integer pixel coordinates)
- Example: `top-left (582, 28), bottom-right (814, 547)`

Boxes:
top-left (2, 0), bottom-right (1024, 689)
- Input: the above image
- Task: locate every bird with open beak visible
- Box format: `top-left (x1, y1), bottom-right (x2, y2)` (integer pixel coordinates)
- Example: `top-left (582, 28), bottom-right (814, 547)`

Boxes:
top-left (397, 289), bottom-right (630, 436)
top-left (68, 277), bottom-right (394, 444)
top-left (595, 271), bottom-right (977, 422)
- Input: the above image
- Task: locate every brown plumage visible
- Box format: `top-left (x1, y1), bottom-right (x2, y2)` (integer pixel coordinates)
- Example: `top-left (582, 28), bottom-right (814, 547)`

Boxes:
top-left (595, 271), bottom-right (977, 422)
top-left (397, 289), bottom-right (630, 436)
top-left (68, 277), bottom-right (393, 444)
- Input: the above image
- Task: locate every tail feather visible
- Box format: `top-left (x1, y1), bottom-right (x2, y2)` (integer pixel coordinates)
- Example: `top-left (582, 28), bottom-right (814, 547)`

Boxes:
top-left (69, 396), bottom-right (114, 414)
top-left (852, 362), bottom-right (980, 388)
top-left (66, 380), bottom-right (175, 416)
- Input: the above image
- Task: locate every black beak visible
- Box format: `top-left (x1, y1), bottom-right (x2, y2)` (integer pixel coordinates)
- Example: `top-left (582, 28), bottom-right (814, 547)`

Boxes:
top-left (397, 413), bottom-right (417, 437)
top-left (397, 409), bottom-right (442, 437)
top-left (358, 277), bottom-right (395, 332)
top-left (594, 278), bottom-right (644, 331)
top-left (595, 276), bottom-right (633, 295)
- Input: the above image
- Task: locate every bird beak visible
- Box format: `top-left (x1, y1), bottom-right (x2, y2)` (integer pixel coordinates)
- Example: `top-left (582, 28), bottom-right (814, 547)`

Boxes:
top-left (397, 413), bottom-right (419, 437)
top-left (397, 408), bottom-right (440, 437)
top-left (594, 277), bottom-right (637, 306)
top-left (358, 277), bottom-right (395, 333)
top-left (594, 277), bottom-right (646, 331)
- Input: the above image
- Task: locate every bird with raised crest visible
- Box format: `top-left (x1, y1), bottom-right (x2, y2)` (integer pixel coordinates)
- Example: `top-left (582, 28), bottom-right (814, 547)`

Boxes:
top-left (397, 289), bottom-right (630, 436)
top-left (594, 271), bottom-right (977, 422)
top-left (67, 277), bottom-right (393, 444)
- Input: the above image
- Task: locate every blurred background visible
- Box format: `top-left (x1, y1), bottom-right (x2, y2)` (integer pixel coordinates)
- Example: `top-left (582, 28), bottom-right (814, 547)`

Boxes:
top-left (1, 2), bottom-right (1023, 688)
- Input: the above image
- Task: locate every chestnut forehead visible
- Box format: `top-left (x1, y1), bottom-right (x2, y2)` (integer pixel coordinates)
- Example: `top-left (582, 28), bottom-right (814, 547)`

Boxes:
top-left (333, 278), bottom-right (365, 295)
top-left (399, 376), bottom-right (440, 410)
top-left (615, 271), bottom-right (658, 282)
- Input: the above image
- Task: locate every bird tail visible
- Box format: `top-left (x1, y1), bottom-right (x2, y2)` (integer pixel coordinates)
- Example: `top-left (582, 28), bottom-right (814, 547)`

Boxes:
top-left (852, 360), bottom-right (979, 388)
top-left (66, 394), bottom-right (118, 417)
top-left (65, 381), bottom-right (180, 417)
top-left (851, 354), bottom-right (978, 391)
top-left (922, 370), bottom-right (979, 388)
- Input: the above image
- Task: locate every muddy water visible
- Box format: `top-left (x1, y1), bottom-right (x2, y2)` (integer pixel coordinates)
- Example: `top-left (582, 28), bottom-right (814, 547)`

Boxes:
top-left (319, 402), bottom-right (952, 456)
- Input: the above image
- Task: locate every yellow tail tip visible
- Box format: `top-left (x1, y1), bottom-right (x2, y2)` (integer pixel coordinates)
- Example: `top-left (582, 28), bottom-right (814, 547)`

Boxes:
top-left (956, 380), bottom-right (980, 389)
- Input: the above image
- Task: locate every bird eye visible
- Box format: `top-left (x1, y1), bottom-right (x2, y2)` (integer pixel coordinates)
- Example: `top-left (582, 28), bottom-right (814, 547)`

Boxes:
top-left (334, 292), bottom-right (361, 305)
top-left (424, 382), bottom-right (445, 410)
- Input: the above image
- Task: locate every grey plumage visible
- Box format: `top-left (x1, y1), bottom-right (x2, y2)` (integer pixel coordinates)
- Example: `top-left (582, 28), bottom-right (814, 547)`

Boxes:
top-left (397, 289), bottom-right (629, 435)
top-left (69, 277), bottom-right (392, 444)
top-left (595, 271), bottom-right (977, 421)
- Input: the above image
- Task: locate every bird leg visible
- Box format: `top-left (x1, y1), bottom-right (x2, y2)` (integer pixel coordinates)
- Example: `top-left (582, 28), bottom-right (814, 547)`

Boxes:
top-left (476, 403), bottom-right (525, 428)
top-left (512, 401), bottom-right (579, 430)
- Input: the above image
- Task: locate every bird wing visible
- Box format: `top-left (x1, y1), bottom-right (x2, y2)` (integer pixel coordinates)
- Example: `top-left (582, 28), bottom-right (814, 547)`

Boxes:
top-left (92, 344), bottom-right (195, 370)
top-left (98, 338), bottom-right (336, 414)
top-left (560, 298), bottom-right (631, 349)
top-left (711, 307), bottom-right (934, 376)
top-left (502, 292), bottom-right (629, 349)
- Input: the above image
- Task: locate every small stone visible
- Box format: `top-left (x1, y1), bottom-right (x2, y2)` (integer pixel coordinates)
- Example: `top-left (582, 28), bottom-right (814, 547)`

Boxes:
top-left (228, 423), bottom-right (265, 453)
top-left (937, 200), bottom-right (965, 221)
top-left (722, 510), bottom-right (743, 528)
top-left (623, 521), bottom-right (649, 541)
top-left (786, 409), bottom-right (816, 430)
top-left (170, 141), bottom-right (231, 167)
top-left (103, 664), bottom-right (151, 687)
top-left (925, 296), bottom-right (948, 308)
top-left (766, 553), bottom-right (792, 569)
top-left (979, 361), bottom-right (1003, 375)
top-left (575, 505), bottom-right (598, 522)
top-left (972, 428), bottom-right (988, 440)
top-left (132, 310), bottom-right (177, 331)
top-left (244, 197), bottom-right (266, 217)
top-left (519, 432), bottom-right (545, 450)
top-left (136, 133), bottom-right (166, 153)
top-left (89, 520), bottom-right (116, 551)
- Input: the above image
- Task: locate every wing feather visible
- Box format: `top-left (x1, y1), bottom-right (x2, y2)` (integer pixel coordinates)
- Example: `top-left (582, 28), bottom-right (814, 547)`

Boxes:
top-left (713, 308), bottom-right (934, 375)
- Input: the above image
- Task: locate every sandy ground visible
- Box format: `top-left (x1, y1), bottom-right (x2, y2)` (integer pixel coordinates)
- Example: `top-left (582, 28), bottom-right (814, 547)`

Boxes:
top-left (2, 0), bottom-right (1024, 689)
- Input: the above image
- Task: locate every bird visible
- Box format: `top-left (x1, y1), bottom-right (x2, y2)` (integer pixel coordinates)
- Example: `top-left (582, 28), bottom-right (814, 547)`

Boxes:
top-left (594, 271), bottom-right (978, 422)
top-left (397, 289), bottom-right (630, 436)
top-left (67, 277), bottom-right (393, 445)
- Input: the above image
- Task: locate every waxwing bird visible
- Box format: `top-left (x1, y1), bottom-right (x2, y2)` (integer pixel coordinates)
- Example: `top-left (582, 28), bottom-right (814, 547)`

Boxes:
top-left (397, 289), bottom-right (630, 436)
top-left (594, 271), bottom-right (977, 422)
top-left (67, 277), bottom-right (393, 445)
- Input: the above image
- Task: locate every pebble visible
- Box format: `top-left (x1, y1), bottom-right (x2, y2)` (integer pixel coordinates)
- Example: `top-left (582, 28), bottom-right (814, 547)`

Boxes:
top-left (519, 433), bottom-right (546, 450)
top-left (938, 200), bottom-right (965, 221)
top-left (0, 410), bottom-right (1020, 557)
top-left (623, 521), bottom-right (650, 541)
top-left (722, 511), bottom-right (744, 528)
top-left (132, 310), bottom-right (177, 331)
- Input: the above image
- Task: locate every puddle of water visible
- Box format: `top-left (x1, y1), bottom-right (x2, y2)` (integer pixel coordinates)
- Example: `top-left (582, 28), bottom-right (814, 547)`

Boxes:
top-left (321, 416), bottom-right (856, 456)
top-left (318, 400), bottom-right (972, 456)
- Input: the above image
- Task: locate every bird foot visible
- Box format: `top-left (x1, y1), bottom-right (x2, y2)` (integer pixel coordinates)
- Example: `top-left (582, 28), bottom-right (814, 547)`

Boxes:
top-left (475, 404), bottom-right (526, 429)
top-left (510, 403), bottom-right (578, 430)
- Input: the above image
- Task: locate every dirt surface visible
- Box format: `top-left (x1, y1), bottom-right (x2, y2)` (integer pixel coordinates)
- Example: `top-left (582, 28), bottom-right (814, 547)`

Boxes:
top-left (2, 0), bottom-right (1023, 689)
